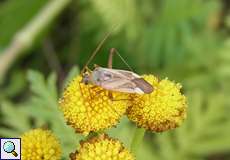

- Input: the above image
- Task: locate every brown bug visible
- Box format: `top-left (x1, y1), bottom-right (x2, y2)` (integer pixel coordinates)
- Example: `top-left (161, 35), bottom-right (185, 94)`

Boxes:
top-left (80, 30), bottom-right (153, 95)
top-left (81, 48), bottom-right (153, 94)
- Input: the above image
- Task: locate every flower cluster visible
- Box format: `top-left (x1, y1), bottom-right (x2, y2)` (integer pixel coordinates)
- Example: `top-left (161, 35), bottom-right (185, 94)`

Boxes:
top-left (21, 71), bottom-right (187, 159)
top-left (21, 129), bottom-right (61, 160)
top-left (127, 75), bottom-right (187, 132)
top-left (70, 134), bottom-right (134, 160)
top-left (60, 74), bottom-right (187, 133)
top-left (59, 75), bottom-right (128, 135)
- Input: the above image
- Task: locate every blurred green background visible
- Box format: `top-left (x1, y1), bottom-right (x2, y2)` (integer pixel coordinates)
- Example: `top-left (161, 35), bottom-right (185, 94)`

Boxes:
top-left (1, 0), bottom-right (230, 159)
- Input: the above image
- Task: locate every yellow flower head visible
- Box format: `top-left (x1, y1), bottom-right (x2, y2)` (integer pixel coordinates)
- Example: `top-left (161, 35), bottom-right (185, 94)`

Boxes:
top-left (59, 75), bottom-right (128, 135)
top-left (21, 129), bottom-right (61, 160)
top-left (127, 75), bottom-right (187, 132)
top-left (70, 134), bottom-right (134, 160)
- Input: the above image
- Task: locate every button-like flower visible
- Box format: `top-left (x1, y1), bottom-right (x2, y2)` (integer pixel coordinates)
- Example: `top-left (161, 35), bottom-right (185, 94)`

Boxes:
top-left (59, 75), bottom-right (128, 135)
top-left (70, 134), bottom-right (134, 160)
top-left (21, 128), bottom-right (61, 160)
top-left (127, 75), bottom-right (187, 132)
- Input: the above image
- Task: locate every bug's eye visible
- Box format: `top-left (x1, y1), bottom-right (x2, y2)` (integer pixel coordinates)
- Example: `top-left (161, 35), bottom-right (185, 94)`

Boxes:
top-left (84, 81), bottom-right (88, 85)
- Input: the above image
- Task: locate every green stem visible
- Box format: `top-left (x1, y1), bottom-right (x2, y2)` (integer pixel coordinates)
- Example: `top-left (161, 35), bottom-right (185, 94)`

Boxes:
top-left (130, 127), bottom-right (146, 155)
top-left (0, 0), bottom-right (71, 83)
top-left (86, 132), bottom-right (99, 140)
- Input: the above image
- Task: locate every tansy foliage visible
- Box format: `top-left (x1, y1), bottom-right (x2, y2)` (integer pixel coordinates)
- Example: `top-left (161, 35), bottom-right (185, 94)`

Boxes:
top-left (0, 68), bottom-right (81, 159)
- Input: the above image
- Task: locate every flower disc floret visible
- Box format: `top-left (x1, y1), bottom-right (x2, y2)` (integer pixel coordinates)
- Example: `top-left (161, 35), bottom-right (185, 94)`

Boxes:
top-left (21, 129), bottom-right (61, 160)
top-left (70, 134), bottom-right (134, 160)
top-left (59, 75), bottom-right (128, 135)
top-left (127, 75), bottom-right (187, 132)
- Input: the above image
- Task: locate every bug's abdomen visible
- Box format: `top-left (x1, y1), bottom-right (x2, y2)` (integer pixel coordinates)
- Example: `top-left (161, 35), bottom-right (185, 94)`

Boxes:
top-left (132, 78), bottom-right (154, 94)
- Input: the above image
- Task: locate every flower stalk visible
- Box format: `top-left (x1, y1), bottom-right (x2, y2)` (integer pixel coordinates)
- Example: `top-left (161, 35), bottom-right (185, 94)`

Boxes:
top-left (130, 127), bottom-right (146, 155)
top-left (0, 0), bottom-right (71, 83)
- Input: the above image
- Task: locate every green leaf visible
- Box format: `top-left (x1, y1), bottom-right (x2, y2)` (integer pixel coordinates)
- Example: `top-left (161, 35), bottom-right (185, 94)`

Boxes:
top-left (27, 70), bottom-right (57, 107)
top-left (47, 72), bottom-right (58, 100)
top-left (1, 101), bottom-right (30, 132)
top-left (63, 65), bottom-right (79, 89)
top-left (0, 0), bottom-right (47, 46)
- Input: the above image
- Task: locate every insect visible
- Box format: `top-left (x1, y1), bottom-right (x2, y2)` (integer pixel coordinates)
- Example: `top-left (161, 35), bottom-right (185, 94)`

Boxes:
top-left (81, 47), bottom-right (154, 94)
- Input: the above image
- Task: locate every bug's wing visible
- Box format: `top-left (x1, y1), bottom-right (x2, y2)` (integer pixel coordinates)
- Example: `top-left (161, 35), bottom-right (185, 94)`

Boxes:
top-left (111, 69), bottom-right (154, 93)
top-left (95, 67), bottom-right (154, 94)
top-left (131, 78), bottom-right (154, 94)
top-left (99, 67), bottom-right (141, 80)
top-left (99, 75), bottom-right (153, 94)
top-left (100, 77), bottom-right (144, 94)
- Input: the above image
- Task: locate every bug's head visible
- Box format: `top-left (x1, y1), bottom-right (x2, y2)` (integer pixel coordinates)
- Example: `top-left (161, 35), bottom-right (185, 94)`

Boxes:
top-left (81, 72), bottom-right (91, 85)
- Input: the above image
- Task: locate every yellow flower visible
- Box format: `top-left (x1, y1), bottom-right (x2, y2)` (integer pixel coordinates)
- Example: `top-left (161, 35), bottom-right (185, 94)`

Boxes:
top-left (127, 75), bottom-right (187, 132)
top-left (21, 129), bottom-right (61, 160)
top-left (59, 75), bottom-right (128, 135)
top-left (70, 134), bottom-right (134, 160)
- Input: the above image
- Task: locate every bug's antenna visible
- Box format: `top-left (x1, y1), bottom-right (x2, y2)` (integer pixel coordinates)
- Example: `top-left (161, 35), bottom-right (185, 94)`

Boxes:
top-left (81, 25), bottom-right (118, 74)
top-left (109, 48), bottom-right (134, 72)
top-left (115, 50), bottom-right (134, 72)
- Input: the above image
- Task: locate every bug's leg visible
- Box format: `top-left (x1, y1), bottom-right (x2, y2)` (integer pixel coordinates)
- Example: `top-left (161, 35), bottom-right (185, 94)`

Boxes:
top-left (108, 48), bottom-right (115, 69)
top-left (110, 98), bottom-right (132, 101)
top-left (94, 64), bottom-right (100, 68)
top-left (108, 91), bottom-right (131, 101)
top-left (107, 91), bottom-right (121, 116)
top-left (94, 89), bottom-right (104, 95)
top-left (83, 85), bottom-right (97, 110)
top-left (78, 81), bottom-right (83, 96)
top-left (87, 86), bottom-right (94, 101)
top-left (107, 91), bottom-right (132, 116)
top-left (79, 80), bottom-right (95, 110)
top-left (89, 85), bottom-right (98, 90)
top-left (85, 66), bottom-right (91, 72)
top-left (108, 92), bottom-right (113, 99)
top-left (94, 90), bottom-right (128, 101)
top-left (87, 87), bottom-right (122, 116)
